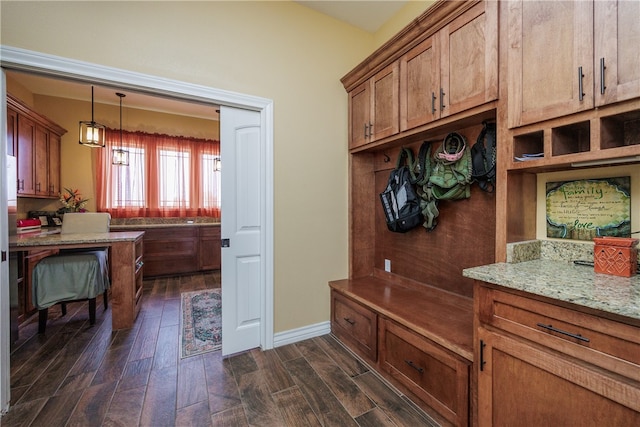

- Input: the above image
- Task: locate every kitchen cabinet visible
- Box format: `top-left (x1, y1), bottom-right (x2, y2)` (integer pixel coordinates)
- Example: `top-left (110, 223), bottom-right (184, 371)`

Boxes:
top-left (8, 94), bottom-right (66, 198)
top-left (198, 225), bottom-right (221, 271)
top-left (507, 0), bottom-right (640, 129)
top-left (475, 284), bottom-right (640, 426)
top-left (16, 114), bottom-right (37, 195)
top-left (116, 225), bottom-right (221, 277)
top-left (141, 227), bottom-right (199, 277)
top-left (348, 62), bottom-right (399, 149)
top-left (594, 0), bottom-right (640, 107)
top-left (20, 249), bottom-right (59, 322)
top-left (400, 0), bottom-right (497, 132)
top-left (507, 1), bottom-right (593, 128)
top-left (7, 107), bottom-right (17, 157)
top-left (48, 132), bottom-right (61, 197)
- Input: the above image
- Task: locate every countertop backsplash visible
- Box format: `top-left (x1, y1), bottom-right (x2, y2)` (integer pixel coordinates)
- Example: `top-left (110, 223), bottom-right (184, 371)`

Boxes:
top-left (110, 217), bottom-right (220, 227)
top-left (507, 239), bottom-right (596, 264)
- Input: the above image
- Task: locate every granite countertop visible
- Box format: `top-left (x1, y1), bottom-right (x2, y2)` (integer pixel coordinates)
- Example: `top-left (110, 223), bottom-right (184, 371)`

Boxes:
top-left (109, 217), bottom-right (220, 229)
top-left (463, 240), bottom-right (640, 322)
top-left (10, 230), bottom-right (145, 248)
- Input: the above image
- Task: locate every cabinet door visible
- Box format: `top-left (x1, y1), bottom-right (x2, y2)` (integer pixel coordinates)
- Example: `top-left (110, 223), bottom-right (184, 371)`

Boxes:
top-left (594, 0), bottom-right (640, 106)
top-left (7, 108), bottom-right (17, 157)
top-left (199, 226), bottom-right (221, 270)
top-left (477, 328), bottom-right (640, 427)
top-left (348, 80), bottom-right (370, 149)
top-left (441, 0), bottom-right (498, 118)
top-left (507, 1), bottom-right (594, 128)
top-left (34, 125), bottom-right (49, 197)
top-left (370, 62), bottom-right (399, 142)
top-left (17, 115), bottom-right (36, 195)
top-left (400, 35), bottom-right (440, 131)
top-left (48, 132), bottom-right (61, 197)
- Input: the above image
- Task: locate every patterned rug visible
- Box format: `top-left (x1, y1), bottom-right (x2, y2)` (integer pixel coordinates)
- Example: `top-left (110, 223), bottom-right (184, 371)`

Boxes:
top-left (180, 289), bottom-right (222, 358)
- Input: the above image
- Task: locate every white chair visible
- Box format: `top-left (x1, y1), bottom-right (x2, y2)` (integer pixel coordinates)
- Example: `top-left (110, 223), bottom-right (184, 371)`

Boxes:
top-left (32, 213), bottom-right (111, 333)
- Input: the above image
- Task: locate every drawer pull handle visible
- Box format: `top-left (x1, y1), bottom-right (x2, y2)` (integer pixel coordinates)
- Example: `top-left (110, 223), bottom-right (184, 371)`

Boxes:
top-left (536, 323), bottom-right (590, 343)
top-left (343, 317), bottom-right (355, 325)
top-left (404, 359), bottom-right (424, 374)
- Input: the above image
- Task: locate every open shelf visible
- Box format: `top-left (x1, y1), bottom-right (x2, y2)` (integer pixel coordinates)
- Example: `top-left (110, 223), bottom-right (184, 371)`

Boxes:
top-left (601, 110), bottom-right (640, 150)
top-left (552, 121), bottom-right (590, 156)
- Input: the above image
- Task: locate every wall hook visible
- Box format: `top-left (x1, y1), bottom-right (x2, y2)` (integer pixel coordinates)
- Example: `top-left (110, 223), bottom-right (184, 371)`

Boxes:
top-left (383, 153), bottom-right (391, 163)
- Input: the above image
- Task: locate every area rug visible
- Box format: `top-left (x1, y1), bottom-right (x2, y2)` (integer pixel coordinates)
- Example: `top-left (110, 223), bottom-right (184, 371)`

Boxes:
top-left (180, 289), bottom-right (222, 358)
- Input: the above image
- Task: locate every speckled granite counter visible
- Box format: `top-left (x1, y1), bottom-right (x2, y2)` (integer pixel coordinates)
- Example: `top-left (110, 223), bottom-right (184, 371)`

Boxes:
top-left (109, 217), bottom-right (219, 229)
top-left (10, 230), bottom-right (144, 249)
top-left (463, 240), bottom-right (640, 322)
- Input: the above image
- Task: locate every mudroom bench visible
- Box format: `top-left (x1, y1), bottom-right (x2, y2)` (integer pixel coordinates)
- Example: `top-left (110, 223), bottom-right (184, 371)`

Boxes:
top-left (330, 276), bottom-right (473, 427)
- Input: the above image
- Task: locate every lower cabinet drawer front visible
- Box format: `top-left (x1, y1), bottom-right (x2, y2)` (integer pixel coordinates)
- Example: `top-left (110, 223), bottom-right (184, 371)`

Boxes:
top-left (380, 318), bottom-right (470, 427)
top-left (480, 287), bottom-right (640, 382)
top-left (331, 291), bottom-right (377, 361)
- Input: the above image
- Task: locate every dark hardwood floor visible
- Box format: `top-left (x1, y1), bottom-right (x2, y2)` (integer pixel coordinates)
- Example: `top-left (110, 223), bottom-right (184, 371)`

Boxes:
top-left (2, 272), bottom-right (438, 426)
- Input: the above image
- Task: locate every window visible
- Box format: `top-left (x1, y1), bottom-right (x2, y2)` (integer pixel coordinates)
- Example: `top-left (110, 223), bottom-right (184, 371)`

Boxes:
top-left (96, 129), bottom-right (220, 218)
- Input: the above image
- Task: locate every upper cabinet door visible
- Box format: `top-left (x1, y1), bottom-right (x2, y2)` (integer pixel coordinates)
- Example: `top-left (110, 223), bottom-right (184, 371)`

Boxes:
top-left (399, 1), bottom-right (498, 133)
top-left (349, 81), bottom-right (371, 149)
top-left (370, 62), bottom-right (399, 142)
top-left (400, 35), bottom-right (440, 131)
top-left (441, 0), bottom-right (498, 118)
top-left (594, 0), bottom-right (640, 107)
top-left (348, 62), bottom-right (399, 149)
top-left (507, 1), bottom-right (594, 128)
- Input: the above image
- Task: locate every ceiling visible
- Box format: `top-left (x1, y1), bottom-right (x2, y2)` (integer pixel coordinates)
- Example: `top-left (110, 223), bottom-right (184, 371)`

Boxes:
top-left (295, 1), bottom-right (408, 33)
top-left (5, 1), bottom-right (406, 120)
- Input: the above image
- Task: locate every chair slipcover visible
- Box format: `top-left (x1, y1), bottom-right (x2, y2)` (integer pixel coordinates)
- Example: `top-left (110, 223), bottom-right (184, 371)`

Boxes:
top-left (32, 212), bottom-right (112, 310)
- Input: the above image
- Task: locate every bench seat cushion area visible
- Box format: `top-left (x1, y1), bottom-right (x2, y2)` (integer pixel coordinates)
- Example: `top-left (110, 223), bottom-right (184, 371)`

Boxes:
top-left (32, 249), bottom-right (110, 310)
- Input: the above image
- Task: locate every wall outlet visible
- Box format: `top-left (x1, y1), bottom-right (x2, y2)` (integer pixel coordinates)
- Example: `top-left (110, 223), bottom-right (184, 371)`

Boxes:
top-left (384, 259), bottom-right (391, 272)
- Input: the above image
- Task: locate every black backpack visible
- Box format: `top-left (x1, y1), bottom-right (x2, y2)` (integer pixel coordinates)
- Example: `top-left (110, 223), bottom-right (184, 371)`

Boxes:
top-left (380, 148), bottom-right (422, 233)
top-left (471, 121), bottom-right (497, 192)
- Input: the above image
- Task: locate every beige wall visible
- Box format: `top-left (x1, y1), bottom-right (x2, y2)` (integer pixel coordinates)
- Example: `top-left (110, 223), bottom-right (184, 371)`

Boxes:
top-left (2, 1), bottom-right (430, 334)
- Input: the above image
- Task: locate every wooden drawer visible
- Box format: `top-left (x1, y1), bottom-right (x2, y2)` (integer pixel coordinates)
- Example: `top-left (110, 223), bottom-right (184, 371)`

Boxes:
top-left (331, 291), bottom-right (377, 362)
top-left (477, 286), bottom-right (640, 382)
top-left (379, 318), bottom-right (470, 427)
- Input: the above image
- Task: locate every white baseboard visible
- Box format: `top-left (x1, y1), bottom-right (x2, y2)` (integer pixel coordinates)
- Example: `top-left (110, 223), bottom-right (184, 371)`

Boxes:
top-left (273, 321), bottom-right (331, 348)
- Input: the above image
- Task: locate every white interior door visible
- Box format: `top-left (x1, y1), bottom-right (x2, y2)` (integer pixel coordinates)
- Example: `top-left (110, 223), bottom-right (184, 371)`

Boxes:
top-left (220, 106), bottom-right (263, 356)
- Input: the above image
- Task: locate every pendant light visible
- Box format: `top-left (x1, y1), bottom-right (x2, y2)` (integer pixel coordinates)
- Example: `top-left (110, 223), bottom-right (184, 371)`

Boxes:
top-left (79, 86), bottom-right (106, 147)
top-left (112, 92), bottom-right (129, 166)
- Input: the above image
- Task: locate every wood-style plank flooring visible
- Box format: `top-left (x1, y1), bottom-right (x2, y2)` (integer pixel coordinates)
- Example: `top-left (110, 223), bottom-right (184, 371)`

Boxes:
top-left (2, 272), bottom-right (439, 426)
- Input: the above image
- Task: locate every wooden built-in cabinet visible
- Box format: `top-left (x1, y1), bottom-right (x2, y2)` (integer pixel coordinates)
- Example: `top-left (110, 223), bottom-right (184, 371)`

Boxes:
top-left (336, 0), bottom-right (640, 425)
top-left (346, 0), bottom-right (497, 151)
top-left (401, 0), bottom-right (497, 132)
top-left (8, 94), bottom-right (66, 198)
top-left (497, 0), bottom-right (640, 260)
top-left (507, 0), bottom-right (640, 129)
top-left (475, 284), bottom-right (640, 426)
top-left (18, 249), bottom-right (59, 322)
top-left (119, 225), bottom-right (220, 277)
top-left (349, 63), bottom-right (399, 149)
top-left (199, 225), bottom-right (221, 271)
top-left (331, 278), bottom-right (473, 427)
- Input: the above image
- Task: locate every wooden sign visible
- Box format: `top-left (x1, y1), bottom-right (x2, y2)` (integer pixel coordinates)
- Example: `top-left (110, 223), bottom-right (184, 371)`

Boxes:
top-left (546, 177), bottom-right (631, 241)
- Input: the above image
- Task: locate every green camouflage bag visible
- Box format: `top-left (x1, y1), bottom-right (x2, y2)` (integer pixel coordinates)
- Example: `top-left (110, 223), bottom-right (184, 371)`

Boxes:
top-left (429, 132), bottom-right (472, 200)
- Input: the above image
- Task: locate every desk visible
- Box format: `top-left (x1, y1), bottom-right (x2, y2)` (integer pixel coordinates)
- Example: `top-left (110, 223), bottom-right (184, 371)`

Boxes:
top-left (10, 230), bottom-right (145, 330)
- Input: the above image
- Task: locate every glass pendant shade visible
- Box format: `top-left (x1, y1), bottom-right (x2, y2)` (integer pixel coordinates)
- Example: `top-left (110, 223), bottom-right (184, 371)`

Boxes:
top-left (79, 86), bottom-right (106, 147)
top-left (112, 92), bottom-right (129, 166)
top-left (112, 148), bottom-right (129, 166)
